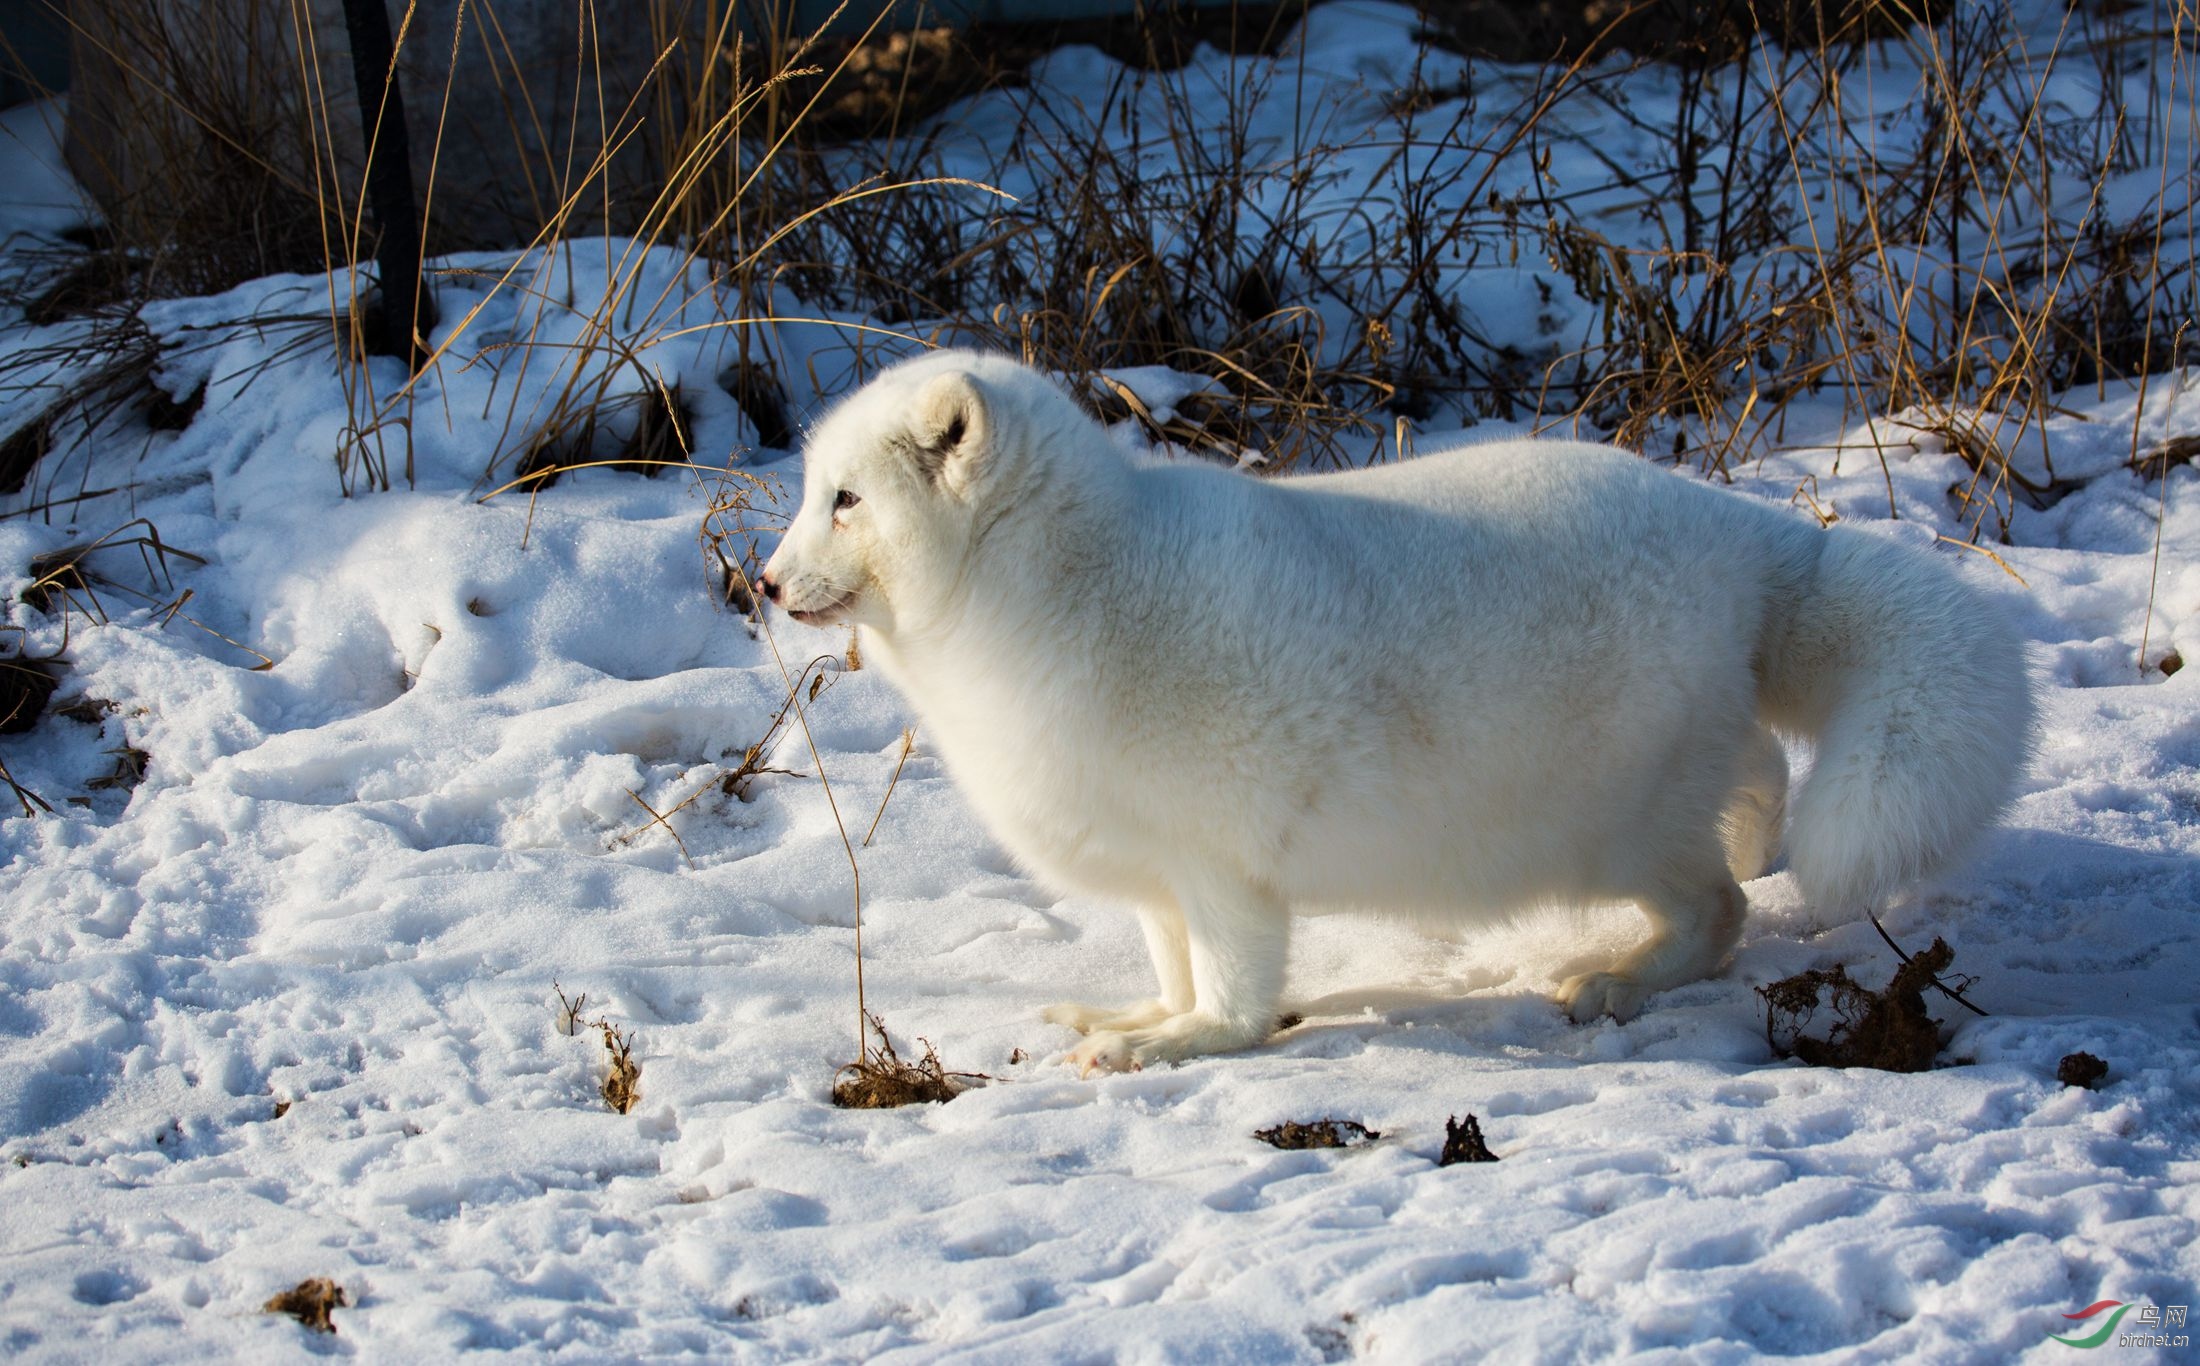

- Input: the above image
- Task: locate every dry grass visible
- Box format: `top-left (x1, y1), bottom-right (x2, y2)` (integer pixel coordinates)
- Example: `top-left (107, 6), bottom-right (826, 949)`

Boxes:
top-left (598, 1022), bottom-right (642, 1115)
top-left (12, 0), bottom-right (2188, 505)
top-left (665, 0), bottom-right (2198, 500)
top-left (263, 1277), bottom-right (347, 1334)
top-left (0, 309), bottom-right (164, 502)
top-left (84, 742), bottom-right (149, 793)
top-left (19, 519), bottom-right (205, 622)
top-left (552, 984), bottom-right (643, 1114)
top-left (602, 649), bottom-right (833, 867)
top-left (0, 635), bottom-right (59, 735)
top-left (832, 1011), bottom-right (980, 1108)
top-left (0, 626), bottom-right (65, 814)
top-left (0, 512), bottom-right (235, 813)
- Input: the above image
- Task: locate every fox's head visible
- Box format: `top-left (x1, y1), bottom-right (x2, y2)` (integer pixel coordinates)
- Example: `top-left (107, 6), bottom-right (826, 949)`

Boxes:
top-left (758, 350), bottom-right (1093, 640)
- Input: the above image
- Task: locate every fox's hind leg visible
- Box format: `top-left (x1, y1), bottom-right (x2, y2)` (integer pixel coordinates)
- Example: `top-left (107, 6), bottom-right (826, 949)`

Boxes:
top-left (1557, 850), bottom-right (1746, 1023)
top-left (1043, 901), bottom-right (1195, 1035)
top-left (1720, 725), bottom-right (1788, 882)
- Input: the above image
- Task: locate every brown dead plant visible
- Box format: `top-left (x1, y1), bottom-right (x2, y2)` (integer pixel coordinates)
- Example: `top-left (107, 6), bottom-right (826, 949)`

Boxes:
top-left (1438, 1113), bottom-right (1501, 1165)
top-left (1757, 937), bottom-right (1969, 1072)
top-left (553, 983), bottom-right (643, 1114)
top-left (1254, 1118), bottom-right (1382, 1150)
top-left (264, 1277), bottom-right (348, 1334)
top-left (831, 1011), bottom-right (981, 1108)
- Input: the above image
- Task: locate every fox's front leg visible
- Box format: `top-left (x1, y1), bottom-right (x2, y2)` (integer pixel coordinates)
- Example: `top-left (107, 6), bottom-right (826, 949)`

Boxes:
top-left (1044, 902), bottom-right (1194, 1034)
top-left (1068, 878), bottom-right (1288, 1073)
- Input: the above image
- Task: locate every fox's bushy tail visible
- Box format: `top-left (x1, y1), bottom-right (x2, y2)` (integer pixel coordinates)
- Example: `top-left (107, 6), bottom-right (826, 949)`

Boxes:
top-left (1758, 527), bottom-right (2034, 916)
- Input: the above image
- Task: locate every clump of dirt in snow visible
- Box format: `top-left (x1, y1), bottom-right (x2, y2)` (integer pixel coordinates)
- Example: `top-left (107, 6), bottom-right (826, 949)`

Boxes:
top-left (832, 1013), bottom-right (979, 1108)
top-left (2057, 1052), bottom-right (2110, 1089)
top-left (1255, 1119), bottom-right (1381, 1150)
top-left (1438, 1114), bottom-right (1500, 1165)
top-left (1757, 939), bottom-right (1963, 1072)
top-left (264, 1278), bottom-right (347, 1333)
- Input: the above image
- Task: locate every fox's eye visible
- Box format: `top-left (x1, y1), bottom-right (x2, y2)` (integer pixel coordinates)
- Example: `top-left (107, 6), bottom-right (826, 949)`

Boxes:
top-left (833, 489), bottom-right (860, 512)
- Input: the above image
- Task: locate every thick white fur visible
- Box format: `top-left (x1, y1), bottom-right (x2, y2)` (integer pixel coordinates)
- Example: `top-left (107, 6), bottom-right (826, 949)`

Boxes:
top-left (762, 351), bottom-right (2034, 1072)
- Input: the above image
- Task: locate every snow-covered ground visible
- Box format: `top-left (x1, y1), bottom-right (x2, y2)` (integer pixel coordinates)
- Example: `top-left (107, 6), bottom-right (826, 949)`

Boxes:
top-left (3, 5), bottom-right (2198, 1358)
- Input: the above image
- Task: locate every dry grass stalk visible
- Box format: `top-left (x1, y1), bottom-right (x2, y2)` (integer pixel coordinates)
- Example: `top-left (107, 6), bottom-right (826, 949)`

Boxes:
top-left (20, 519), bottom-right (205, 623)
top-left (553, 982), bottom-right (589, 1036)
top-left (861, 725), bottom-right (916, 847)
top-left (85, 744), bottom-right (150, 793)
top-left (607, 652), bottom-right (829, 860)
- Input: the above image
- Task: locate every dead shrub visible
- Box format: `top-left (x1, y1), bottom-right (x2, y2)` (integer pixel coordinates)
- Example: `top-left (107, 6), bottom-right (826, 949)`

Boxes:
top-left (1757, 939), bottom-right (1966, 1072)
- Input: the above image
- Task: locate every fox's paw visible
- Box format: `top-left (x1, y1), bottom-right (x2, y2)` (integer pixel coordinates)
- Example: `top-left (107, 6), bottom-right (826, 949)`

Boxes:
top-left (1556, 971), bottom-right (1649, 1024)
top-left (1042, 998), bottom-right (1175, 1035)
top-left (1067, 1030), bottom-right (1141, 1076)
top-left (1067, 1012), bottom-right (1268, 1076)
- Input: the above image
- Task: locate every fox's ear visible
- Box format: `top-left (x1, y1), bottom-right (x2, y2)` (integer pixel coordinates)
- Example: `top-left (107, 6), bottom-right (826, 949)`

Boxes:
top-left (909, 370), bottom-right (988, 495)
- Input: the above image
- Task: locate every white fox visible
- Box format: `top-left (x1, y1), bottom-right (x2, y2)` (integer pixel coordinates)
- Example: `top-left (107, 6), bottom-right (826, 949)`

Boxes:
top-left (760, 351), bottom-right (2034, 1072)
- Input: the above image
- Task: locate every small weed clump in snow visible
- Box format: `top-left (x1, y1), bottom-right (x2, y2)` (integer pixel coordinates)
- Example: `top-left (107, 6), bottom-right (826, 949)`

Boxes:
top-left (553, 985), bottom-right (643, 1114)
top-left (1437, 1114), bottom-right (1500, 1165)
top-left (598, 1023), bottom-right (642, 1115)
top-left (264, 1278), bottom-right (347, 1334)
top-left (1758, 939), bottom-right (1967, 1072)
top-left (1254, 1119), bottom-right (1381, 1150)
top-left (832, 1013), bottom-right (978, 1108)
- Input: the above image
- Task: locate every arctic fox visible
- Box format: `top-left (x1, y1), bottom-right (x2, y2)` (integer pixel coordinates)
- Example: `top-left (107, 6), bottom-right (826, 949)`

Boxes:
top-left (759, 351), bottom-right (2034, 1072)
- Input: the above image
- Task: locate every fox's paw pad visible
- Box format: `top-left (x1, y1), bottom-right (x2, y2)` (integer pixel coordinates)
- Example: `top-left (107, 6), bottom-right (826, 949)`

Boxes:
top-left (1043, 999), bottom-right (1173, 1035)
top-left (1556, 971), bottom-right (1648, 1024)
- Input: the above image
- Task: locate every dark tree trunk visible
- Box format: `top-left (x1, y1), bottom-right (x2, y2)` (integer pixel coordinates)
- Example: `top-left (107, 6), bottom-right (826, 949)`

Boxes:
top-left (341, 0), bottom-right (435, 372)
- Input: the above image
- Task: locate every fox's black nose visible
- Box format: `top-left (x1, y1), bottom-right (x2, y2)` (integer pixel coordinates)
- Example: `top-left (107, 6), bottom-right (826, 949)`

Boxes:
top-left (759, 573), bottom-right (782, 603)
